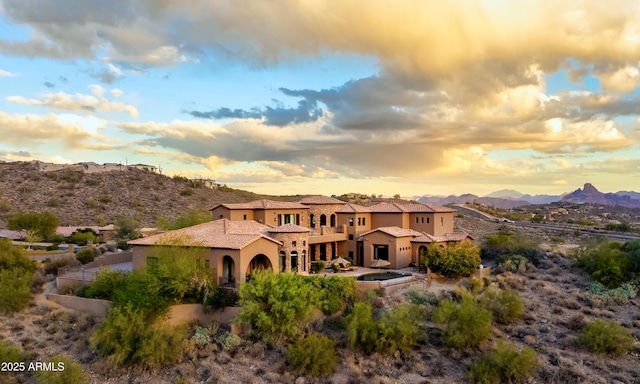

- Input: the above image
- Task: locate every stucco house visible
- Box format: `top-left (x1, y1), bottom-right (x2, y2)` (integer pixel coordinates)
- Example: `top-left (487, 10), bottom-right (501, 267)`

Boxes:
top-left (129, 196), bottom-right (473, 284)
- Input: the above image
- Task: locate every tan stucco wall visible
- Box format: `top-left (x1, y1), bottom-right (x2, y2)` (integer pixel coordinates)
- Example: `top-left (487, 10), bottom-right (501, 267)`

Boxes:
top-left (433, 213), bottom-right (454, 236)
top-left (409, 213), bottom-right (436, 233)
top-left (254, 208), bottom-right (309, 226)
top-left (361, 231), bottom-right (413, 269)
top-left (211, 206), bottom-right (231, 220)
top-left (370, 213), bottom-right (405, 229)
top-left (238, 239), bottom-right (280, 279)
top-left (229, 210), bottom-right (255, 221)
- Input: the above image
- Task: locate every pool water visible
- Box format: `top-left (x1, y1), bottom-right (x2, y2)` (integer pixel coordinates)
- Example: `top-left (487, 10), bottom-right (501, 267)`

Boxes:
top-left (356, 272), bottom-right (412, 281)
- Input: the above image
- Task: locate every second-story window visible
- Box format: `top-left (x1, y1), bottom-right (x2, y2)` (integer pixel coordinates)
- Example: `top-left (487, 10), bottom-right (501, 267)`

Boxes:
top-left (349, 218), bottom-right (354, 227)
top-left (292, 241), bottom-right (297, 247)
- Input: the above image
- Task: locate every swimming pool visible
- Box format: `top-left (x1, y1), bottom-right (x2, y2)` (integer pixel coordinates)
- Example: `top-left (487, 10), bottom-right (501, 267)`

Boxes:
top-left (356, 271), bottom-right (412, 281)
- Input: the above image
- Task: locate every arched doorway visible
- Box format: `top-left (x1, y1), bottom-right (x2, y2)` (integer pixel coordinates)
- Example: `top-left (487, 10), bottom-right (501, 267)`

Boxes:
top-left (301, 250), bottom-right (307, 272)
top-left (320, 214), bottom-right (327, 226)
top-left (247, 254), bottom-right (273, 277)
top-left (222, 256), bottom-right (235, 285)
top-left (279, 251), bottom-right (286, 272)
top-left (291, 251), bottom-right (298, 273)
top-left (330, 214), bottom-right (336, 227)
top-left (418, 246), bottom-right (427, 257)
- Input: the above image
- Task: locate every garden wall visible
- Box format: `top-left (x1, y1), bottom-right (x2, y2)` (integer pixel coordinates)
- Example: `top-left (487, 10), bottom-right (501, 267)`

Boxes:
top-left (47, 294), bottom-right (241, 327)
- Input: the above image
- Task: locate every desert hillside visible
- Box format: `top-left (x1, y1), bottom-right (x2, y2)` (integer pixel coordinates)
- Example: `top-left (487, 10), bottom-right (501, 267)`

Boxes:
top-left (0, 161), bottom-right (298, 228)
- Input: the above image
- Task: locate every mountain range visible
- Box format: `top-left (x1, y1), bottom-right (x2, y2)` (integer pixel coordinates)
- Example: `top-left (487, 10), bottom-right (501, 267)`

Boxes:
top-left (417, 183), bottom-right (640, 209)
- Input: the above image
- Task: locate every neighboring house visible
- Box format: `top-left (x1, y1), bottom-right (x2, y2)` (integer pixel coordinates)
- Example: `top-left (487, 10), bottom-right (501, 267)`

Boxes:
top-left (0, 229), bottom-right (25, 240)
top-left (130, 196), bottom-right (473, 280)
top-left (128, 164), bottom-right (158, 173)
top-left (56, 225), bottom-right (115, 243)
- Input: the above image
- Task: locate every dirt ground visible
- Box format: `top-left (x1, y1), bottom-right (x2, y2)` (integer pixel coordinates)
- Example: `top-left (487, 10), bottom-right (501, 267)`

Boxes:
top-left (2, 240), bottom-right (640, 384)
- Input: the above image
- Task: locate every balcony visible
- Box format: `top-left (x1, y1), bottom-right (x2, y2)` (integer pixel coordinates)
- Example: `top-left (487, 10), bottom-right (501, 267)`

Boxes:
top-left (308, 225), bottom-right (348, 244)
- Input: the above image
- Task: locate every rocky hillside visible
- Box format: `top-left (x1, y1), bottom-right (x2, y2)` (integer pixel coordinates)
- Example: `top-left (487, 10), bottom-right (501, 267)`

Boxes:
top-left (0, 161), bottom-right (297, 228)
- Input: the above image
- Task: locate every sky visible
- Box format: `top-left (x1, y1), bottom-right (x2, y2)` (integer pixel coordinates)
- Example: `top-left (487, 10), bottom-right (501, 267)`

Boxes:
top-left (1, 1), bottom-right (640, 197)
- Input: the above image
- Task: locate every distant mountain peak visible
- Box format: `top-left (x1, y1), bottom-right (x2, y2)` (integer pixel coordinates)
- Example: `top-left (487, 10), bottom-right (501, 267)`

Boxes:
top-left (582, 183), bottom-right (599, 194)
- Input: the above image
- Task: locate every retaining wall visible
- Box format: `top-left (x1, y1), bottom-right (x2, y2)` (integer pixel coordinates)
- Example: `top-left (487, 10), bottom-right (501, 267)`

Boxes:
top-left (47, 294), bottom-right (242, 327)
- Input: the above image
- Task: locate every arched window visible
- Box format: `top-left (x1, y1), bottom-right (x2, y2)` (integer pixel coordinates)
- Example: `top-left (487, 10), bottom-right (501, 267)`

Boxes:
top-left (280, 251), bottom-right (286, 272)
top-left (310, 214), bottom-right (316, 228)
top-left (291, 251), bottom-right (298, 273)
top-left (320, 214), bottom-right (327, 226)
top-left (330, 214), bottom-right (336, 227)
top-left (302, 250), bottom-right (307, 272)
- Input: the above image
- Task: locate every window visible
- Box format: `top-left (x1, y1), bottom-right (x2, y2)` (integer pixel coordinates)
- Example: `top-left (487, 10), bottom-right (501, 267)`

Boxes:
top-left (219, 214), bottom-right (223, 218)
top-left (292, 240), bottom-right (297, 247)
top-left (348, 234), bottom-right (354, 240)
top-left (421, 217), bottom-right (424, 224)
top-left (416, 217), bottom-right (419, 224)
top-left (441, 217), bottom-right (444, 226)
top-left (291, 251), bottom-right (298, 273)
top-left (303, 240), bottom-right (306, 246)
top-left (243, 214), bottom-right (247, 220)
top-left (311, 214), bottom-right (316, 228)
top-left (427, 217), bottom-right (430, 224)
top-left (362, 218), bottom-right (366, 226)
top-left (280, 251), bottom-right (286, 272)
top-left (349, 218), bottom-right (354, 227)
top-left (348, 251), bottom-right (354, 260)
top-left (357, 217), bottom-right (361, 226)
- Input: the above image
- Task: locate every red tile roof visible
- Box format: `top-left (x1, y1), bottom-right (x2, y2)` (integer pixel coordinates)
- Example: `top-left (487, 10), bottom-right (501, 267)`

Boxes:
top-left (210, 199), bottom-right (309, 210)
top-left (411, 232), bottom-right (474, 243)
top-left (358, 226), bottom-right (423, 238)
top-left (128, 219), bottom-right (282, 249)
top-left (299, 195), bottom-right (346, 205)
top-left (367, 202), bottom-right (457, 213)
top-left (336, 203), bottom-right (372, 213)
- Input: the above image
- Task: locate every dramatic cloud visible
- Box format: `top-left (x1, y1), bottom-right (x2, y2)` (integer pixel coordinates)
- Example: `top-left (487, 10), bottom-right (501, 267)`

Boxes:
top-left (6, 84), bottom-right (139, 118)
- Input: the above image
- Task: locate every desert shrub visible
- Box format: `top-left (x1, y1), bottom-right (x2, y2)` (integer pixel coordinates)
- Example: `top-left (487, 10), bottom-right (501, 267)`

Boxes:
top-left (180, 188), bottom-right (194, 196)
top-left (288, 333), bottom-right (338, 377)
top-left (69, 229), bottom-right (101, 246)
top-left (623, 239), bottom-right (640, 273)
top-left (408, 286), bottom-right (438, 305)
top-left (110, 271), bottom-right (169, 314)
top-left (43, 255), bottom-right (79, 275)
top-left (215, 332), bottom-right (243, 351)
top-left (192, 322), bottom-right (219, 345)
top-left (469, 278), bottom-right (485, 294)
top-left (579, 319), bottom-right (634, 356)
top-left (114, 217), bottom-right (142, 243)
top-left (478, 287), bottom-right (525, 324)
top-left (310, 276), bottom-right (358, 315)
top-left (85, 178), bottom-right (100, 186)
top-left (91, 304), bottom-right (187, 369)
top-left (0, 196), bottom-right (10, 211)
top-left (236, 271), bottom-right (316, 342)
top-left (587, 280), bottom-right (638, 301)
top-left (422, 242), bottom-right (481, 278)
top-left (310, 261), bottom-right (325, 273)
top-left (433, 295), bottom-right (492, 348)
top-left (482, 233), bottom-right (543, 266)
top-left (468, 341), bottom-right (537, 384)
top-left (376, 304), bottom-right (422, 354)
top-left (36, 354), bottom-right (87, 384)
top-left (7, 211), bottom-right (60, 241)
top-left (346, 302), bottom-right (380, 354)
top-left (496, 255), bottom-right (531, 273)
top-left (75, 246), bottom-right (96, 264)
top-left (576, 238), bottom-right (631, 288)
top-left (205, 286), bottom-right (239, 309)
top-left (0, 339), bottom-right (24, 362)
top-left (78, 269), bottom-right (129, 300)
top-left (0, 239), bottom-right (34, 313)
top-left (116, 239), bottom-right (130, 250)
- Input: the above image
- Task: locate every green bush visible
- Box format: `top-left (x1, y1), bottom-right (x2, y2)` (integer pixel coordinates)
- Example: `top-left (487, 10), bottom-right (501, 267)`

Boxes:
top-left (180, 188), bottom-right (194, 196)
top-left (111, 271), bottom-right (169, 315)
top-left (0, 339), bottom-right (24, 362)
top-left (376, 304), bottom-right (422, 354)
top-left (346, 302), bottom-right (380, 354)
top-left (625, 239), bottom-right (640, 273)
top-left (0, 239), bottom-right (34, 313)
top-left (69, 229), bottom-right (101, 246)
top-left (468, 341), bottom-right (537, 384)
top-left (236, 271), bottom-right (316, 342)
top-left (215, 332), bottom-right (243, 351)
top-left (481, 233), bottom-right (543, 266)
top-left (36, 354), bottom-right (87, 384)
top-left (407, 286), bottom-right (438, 305)
top-left (77, 269), bottom-right (129, 300)
top-left (433, 295), bottom-right (492, 348)
top-left (91, 304), bottom-right (187, 369)
top-left (579, 319), bottom-right (634, 356)
top-left (478, 287), bottom-right (524, 324)
top-left (576, 238), bottom-right (631, 288)
top-left (159, 209), bottom-right (211, 230)
top-left (205, 286), bottom-right (239, 309)
top-left (310, 261), bottom-right (325, 273)
top-left (288, 333), bottom-right (338, 377)
top-left (7, 211), bottom-right (60, 241)
top-left (0, 268), bottom-right (33, 312)
top-left (422, 242), bottom-right (481, 278)
top-left (310, 276), bottom-right (358, 315)
top-left (75, 246), bottom-right (96, 264)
